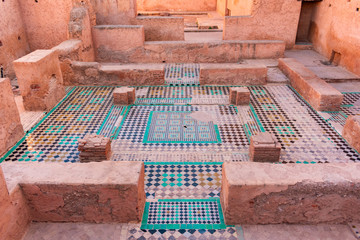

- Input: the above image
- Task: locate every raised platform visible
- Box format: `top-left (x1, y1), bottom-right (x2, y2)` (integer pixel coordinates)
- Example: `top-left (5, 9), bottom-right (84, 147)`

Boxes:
top-left (199, 63), bottom-right (267, 85)
top-left (278, 58), bottom-right (343, 111)
top-left (221, 162), bottom-right (360, 225)
top-left (96, 40), bottom-right (285, 63)
top-left (70, 62), bottom-right (165, 86)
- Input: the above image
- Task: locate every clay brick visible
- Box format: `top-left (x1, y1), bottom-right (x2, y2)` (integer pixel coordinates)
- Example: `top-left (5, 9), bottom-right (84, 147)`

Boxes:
top-left (13, 50), bottom-right (65, 111)
top-left (229, 87), bottom-right (250, 105)
top-left (343, 116), bottom-right (360, 153)
top-left (113, 87), bottom-right (136, 105)
top-left (78, 135), bottom-right (111, 162)
top-left (249, 132), bottom-right (281, 162)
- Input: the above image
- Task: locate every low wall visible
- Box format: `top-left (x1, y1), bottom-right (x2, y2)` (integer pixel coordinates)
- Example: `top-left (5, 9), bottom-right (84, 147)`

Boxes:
top-left (2, 162), bottom-right (146, 223)
top-left (136, 17), bottom-right (184, 41)
top-left (221, 162), bottom-right (360, 225)
top-left (223, 0), bottom-right (302, 49)
top-left (69, 62), bottom-right (165, 86)
top-left (137, 0), bottom-right (216, 12)
top-left (95, 40), bottom-right (285, 63)
top-left (199, 63), bottom-right (267, 85)
top-left (0, 168), bottom-right (31, 240)
top-left (93, 25), bottom-right (145, 55)
top-left (13, 49), bottom-right (65, 111)
top-left (278, 58), bottom-right (343, 111)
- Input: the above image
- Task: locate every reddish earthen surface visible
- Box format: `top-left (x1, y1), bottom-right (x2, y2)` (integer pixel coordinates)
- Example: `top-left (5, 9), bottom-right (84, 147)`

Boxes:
top-left (0, 0), bottom-right (30, 78)
top-left (309, 0), bottom-right (360, 76)
top-left (68, 7), bottom-right (95, 61)
top-left (70, 62), bottom-right (165, 86)
top-left (0, 167), bottom-right (31, 240)
top-left (0, 78), bottom-right (24, 156)
top-left (278, 58), bottom-right (343, 111)
top-left (200, 63), bottom-right (267, 85)
top-left (52, 40), bottom-right (83, 86)
top-left (223, 0), bottom-right (302, 49)
top-left (96, 40), bottom-right (285, 63)
top-left (137, 0), bottom-right (216, 12)
top-left (18, 0), bottom-right (73, 50)
top-left (249, 132), bottom-right (281, 163)
top-left (343, 116), bottom-right (360, 154)
top-left (221, 162), bottom-right (360, 225)
top-left (78, 135), bottom-right (112, 162)
top-left (93, 25), bottom-right (145, 55)
top-left (13, 50), bottom-right (65, 111)
top-left (2, 162), bottom-right (146, 224)
top-left (91, 0), bottom-right (137, 25)
top-left (135, 17), bottom-right (184, 41)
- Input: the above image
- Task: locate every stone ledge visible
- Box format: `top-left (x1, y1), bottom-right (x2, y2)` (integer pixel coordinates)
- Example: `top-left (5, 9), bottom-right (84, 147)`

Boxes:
top-left (221, 162), bottom-right (360, 225)
top-left (2, 162), bottom-right (145, 223)
top-left (199, 63), bottom-right (267, 85)
top-left (70, 62), bottom-right (165, 86)
top-left (278, 58), bottom-right (343, 111)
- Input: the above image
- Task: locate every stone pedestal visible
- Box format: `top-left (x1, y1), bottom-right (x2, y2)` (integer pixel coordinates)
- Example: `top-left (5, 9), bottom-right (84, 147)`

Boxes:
top-left (78, 135), bottom-right (111, 163)
top-left (13, 50), bottom-right (65, 111)
top-left (113, 87), bottom-right (136, 105)
top-left (229, 87), bottom-right (250, 105)
top-left (0, 78), bottom-right (24, 156)
top-left (249, 132), bottom-right (281, 162)
top-left (343, 116), bottom-right (360, 153)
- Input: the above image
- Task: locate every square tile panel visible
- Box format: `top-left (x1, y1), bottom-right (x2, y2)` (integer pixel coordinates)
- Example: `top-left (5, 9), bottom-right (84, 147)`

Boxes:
top-left (141, 198), bottom-right (226, 230)
top-left (144, 111), bottom-right (221, 144)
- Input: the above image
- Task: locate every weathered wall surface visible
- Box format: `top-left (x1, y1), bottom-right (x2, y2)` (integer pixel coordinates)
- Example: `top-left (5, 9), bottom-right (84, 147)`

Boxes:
top-left (93, 25), bottom-right (145, 54)
top-left (135, 17), bottom-right (184, 41)
top-left (0, 78), bottom-right (24, 157)
top-left (18, 0), bottom-right (73, 50)
top-left (90, 0), bottom-right (137, 24)
top-left (0, 0), bottom-right (30, 78)
top-left (223, 0), bottom-right (302, 49)
top-left (217, 0), bottom-right (227, 16)
top-left (95, 40), bottom-right (285, 63)
top-left (0, 167), bottom-right (31, 240)
top-left (221, 162), bottom-right (360, 225)
top-left (137, 0), bottom-right (216, 12)
top-left (228, 0), bottom-right (252, 16)
top-left (309, 0), bottom-right (360, 76)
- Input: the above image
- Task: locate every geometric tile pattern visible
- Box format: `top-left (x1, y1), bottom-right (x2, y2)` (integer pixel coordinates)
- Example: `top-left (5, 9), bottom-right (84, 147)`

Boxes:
top-left (113, 105), bottom-right (249, 153)
top-left (127, 225), bottom-right (239, 239)
top-left (144, 111), bottom-right (221, 144)
top-left (145, 163), bottom-right (222, 199)
top-left (2, 87), bottom-right (114, 163)
top-left (165, 63), bottom-right (200, 85)
top-left (141, 198), bottom-right (226, 230)
top-left (250, 86), bottom-right (360, 163)
top-left (97, 105), bottom-right (125, 138)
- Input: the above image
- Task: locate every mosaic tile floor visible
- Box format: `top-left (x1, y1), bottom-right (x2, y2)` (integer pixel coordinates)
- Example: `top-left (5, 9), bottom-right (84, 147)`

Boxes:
top-left (2, 85), bottom-right (360, 164)
top-left (3, 83), bottom-right (360, 239)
